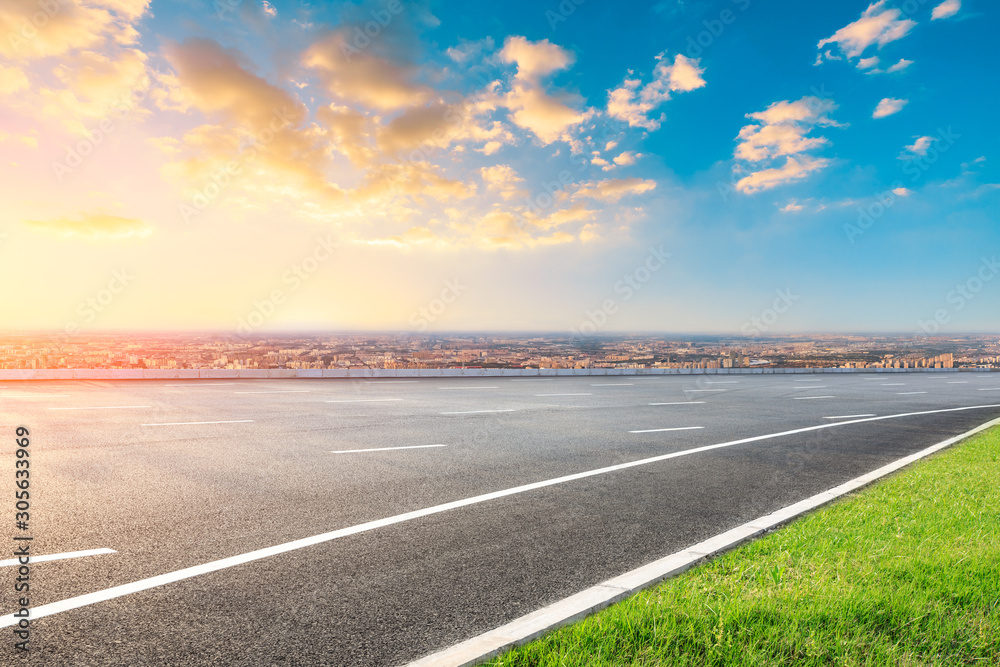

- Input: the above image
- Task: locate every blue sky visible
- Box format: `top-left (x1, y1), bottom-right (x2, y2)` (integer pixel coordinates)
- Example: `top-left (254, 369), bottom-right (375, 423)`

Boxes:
top-left (0, 0), bottom-right (997, 334)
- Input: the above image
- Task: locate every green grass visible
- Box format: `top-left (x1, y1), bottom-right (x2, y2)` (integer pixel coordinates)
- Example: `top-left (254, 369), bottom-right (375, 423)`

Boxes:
top-left (486, 426), bottom-right (1000, 667)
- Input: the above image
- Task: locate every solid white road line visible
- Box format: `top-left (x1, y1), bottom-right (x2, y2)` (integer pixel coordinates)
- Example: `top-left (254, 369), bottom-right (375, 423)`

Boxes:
top-left (48, 406), bottom-right (150, 411)
top-left (8, 404), bottom-right (999, 631)
top-left (629, 427), bottom-right (705, 433)
top-left (141, 420), bottom-right (254, 426)
top-left (331, 444), bottom-right (446, 454)
top-left (947, 381), bottom-right (968, 384)
top-left (439, 409), bottom-right (515, 415)
top-left (793, 396), bottom-right (834, 400)
top-left (324, 398), bottom-right (403, 403)
top-left (0, 548), bottom-right (116, 568)
top-left (978, 388), bottom-right (1000, 391)
top-left (649, 402), bottom-right (705, 406)
top-left (898, 391), bottom-right (928, 395)
top-left (407, 415), bottom-right (1000, 667)
top-left (881, 383), bottom-right (906, 386)
top-left (824, 414), bottom-right (876, 419)
top-left (535, 393), bottom-right (592, 397)
top-left (235, 390), bottom-right (310, 394)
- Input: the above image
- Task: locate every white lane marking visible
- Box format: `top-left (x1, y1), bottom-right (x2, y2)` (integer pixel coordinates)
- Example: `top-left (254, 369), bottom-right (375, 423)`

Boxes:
top-left (978, 388), bottom-right (1000, 391)
top-left (898, 391), bottom-right (928, 395)
top-left (684, 389), bottom-right (727, 393)
top-left (535, 393), bottom-right (592, 397)
top-left (793, 396), bottom-right (834, 400)
top-left (1, 394), bottom-right (70, 398)
top-left (824, 414), bottom-right (876, 419)
top-left (439, 409), bottom-right (515, 415)
top-left (331, 444), bottom-right (446, 454)
top-left (649, 402), bottom-right (705, 405)
top-left (437, 386), bottom-right (498, 390)
top-left (947, 381), bottom-right (968, 384)
top-left (164, 383), bottom-right (236, 387)
top-left (0, 548), bottom-right (116, 568)
top-left (629, 426), bottom-right (705, 433)
top-left (48, 406), bottom-right (150, 411)
top-left (881, 383), bottom-right (906, 386)
top-left (407, 416), bottom-right (1000, 667)
top-left (5, 404), bottom-right (1000, 629)
top-left (234, 390), bottom-right (310, 394)
top-left (324, 398), bottom-right (403, 403)
top-left (141, 420), bottom-right (254, 426)
top-left (705, 381), bottom-right (738, 384)
top-left (590, 383), bottom-right (634, 386)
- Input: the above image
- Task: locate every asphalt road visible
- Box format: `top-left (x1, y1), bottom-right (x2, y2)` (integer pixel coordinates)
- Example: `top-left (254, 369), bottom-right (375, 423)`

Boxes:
top-left (2, 373), bottom-right (1000, 665)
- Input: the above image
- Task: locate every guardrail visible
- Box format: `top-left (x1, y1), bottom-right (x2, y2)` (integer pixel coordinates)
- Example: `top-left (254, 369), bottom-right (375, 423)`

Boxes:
top-left (0, 367), bottom-right (983, 380)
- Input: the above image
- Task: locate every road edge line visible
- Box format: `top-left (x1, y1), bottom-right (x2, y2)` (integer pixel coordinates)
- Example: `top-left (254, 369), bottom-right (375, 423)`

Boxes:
top-left (403, 416), bottom-right (1000, 667)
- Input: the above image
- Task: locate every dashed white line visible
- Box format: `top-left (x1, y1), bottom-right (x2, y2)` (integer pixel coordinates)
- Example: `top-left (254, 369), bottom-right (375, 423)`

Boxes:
top-left (978, 388), bottom-right (1000, 391)
top-left (823, 414), bottom-right (876, 419)
top-left (793, 395), bottom-right (834, 400)
top-left (141, 420), bottom-right (254, 426)
top-left (881, 383), bottom-right (906, 386)
top-left (629, 426), bottom-right (705, 433)
top-left (7, 404), bottom-right (999, 631)
top-left (48, 405), bottom-right (150, 411)
top-left (439, 409), bottom-right (515, 415)
top-left (897, 391), bottom-right (928, 395)
top-left (1, 394), bottom-right (70, 398)
top-left (0, 548), bottom-right (116, 568)
top-left (331, 444), bottom-right (446, 454)
top-left (535, 393), bottom-right (592, 397)
top-left (437, 386), bottom-right (499, 390)
top-left (947, 381), bottom-right (968, 384)
top-left (324, 398), bottom-right (404, 403)
top-left (234, 390), bottom-right (310, 394)
top-left (649, 401), bottom-right (706, 406)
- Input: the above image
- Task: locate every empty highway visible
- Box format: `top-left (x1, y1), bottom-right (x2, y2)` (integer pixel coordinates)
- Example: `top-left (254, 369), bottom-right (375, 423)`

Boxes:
top-left (2, 372), bottom-right (1000, 665)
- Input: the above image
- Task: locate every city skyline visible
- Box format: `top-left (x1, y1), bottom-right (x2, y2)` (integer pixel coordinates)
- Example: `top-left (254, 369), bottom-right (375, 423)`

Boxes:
top-left (1, 0), bottom-right (998, 334)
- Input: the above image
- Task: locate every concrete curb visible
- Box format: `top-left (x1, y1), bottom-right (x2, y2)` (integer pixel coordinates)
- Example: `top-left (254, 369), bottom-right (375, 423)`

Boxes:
top-left (0, 367), bottom-right (981, 380)
top-left (403, 416), bottom-right (1000, 667)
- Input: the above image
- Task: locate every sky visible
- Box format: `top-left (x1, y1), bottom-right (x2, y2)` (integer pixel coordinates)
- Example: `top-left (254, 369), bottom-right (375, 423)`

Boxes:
top-left (0, 0), bottom-right (998, 336)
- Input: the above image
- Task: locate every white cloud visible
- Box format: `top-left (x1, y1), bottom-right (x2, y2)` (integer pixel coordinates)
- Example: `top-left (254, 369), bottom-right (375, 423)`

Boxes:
top-left (931, 0), bottom-right (961, 20)
top-left (817, 1), bottom-right (916, 63)
top-left (779, 201), bottom-right (806, 213)
top-left (886, 58), bottom-right (913, 72)
top-left (572, 178), bottom-right (656, 202)
top-left (872, 97), bottom-right (907, 118)
top-left (892, 187), bottom-right (912, 196)
top-left (903, 135), bottom-right (934, 156)
top-left (858, 56), bottom-right (881, 69)
top-left (606, 52), bottom-right (705, 131)
top-left (733, 96), bottom-right (841, 193)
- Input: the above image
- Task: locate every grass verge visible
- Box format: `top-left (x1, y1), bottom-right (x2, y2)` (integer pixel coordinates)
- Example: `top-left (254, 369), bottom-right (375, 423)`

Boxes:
top-left (486, 425), bottom-right (1000, 666)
